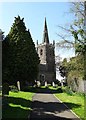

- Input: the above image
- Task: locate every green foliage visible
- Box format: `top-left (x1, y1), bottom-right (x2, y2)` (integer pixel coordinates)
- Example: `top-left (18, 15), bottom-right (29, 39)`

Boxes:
top-left (57, 87), bottom-right (63, 93)
top-left (71, 28), bottom-right (86, 54)
top-left (68, 55), bottom-right (84, 71)
top-left (2, 16), bottom-right (40, 85)
top-left (2, 36), bottom-right (11, 83)
top-left (59, 58), bottom-right (68, 78)
top-left (59, 54), bottom-right (84, 91)
top-left (9, 85), bottom-right (18, 92)
top-left (70, 2), bottom-right (86, 54)
top-left (64, 86), bottom-right (74, 96)
top-left (61, 54), bottom-right (84, 77)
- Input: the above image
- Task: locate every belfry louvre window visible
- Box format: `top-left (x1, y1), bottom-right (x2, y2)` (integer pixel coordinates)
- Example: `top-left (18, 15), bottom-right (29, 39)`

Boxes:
top-left (40, 49), bottom-right (43, 55)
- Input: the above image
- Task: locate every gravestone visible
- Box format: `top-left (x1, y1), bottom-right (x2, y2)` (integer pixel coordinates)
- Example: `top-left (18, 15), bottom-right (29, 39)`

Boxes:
top-left (61, 80), bottom-right (63, 87)
top-left (45, 81), bottom-right (47, 87)
top-left (2, 82), bottom-right (9, 95)
top-left (52, 81), bottom-right (55, 87)
top-left (37, 81), bottom-right (41, 87)
top-left (17, 81), bottom-right (20, 91)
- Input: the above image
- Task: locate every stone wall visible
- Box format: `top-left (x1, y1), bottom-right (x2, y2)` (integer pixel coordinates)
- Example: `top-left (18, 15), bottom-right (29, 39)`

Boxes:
top-left (68, 78), bottom-right (85, 93)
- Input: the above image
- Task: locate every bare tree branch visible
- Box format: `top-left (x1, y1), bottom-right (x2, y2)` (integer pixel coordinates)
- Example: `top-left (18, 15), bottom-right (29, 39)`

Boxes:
top-left (57, 25), bottom-right (72, 33)
top-left (56, 2), bottom-right (85, 52)
top-left (71, 2), bottom-right (85, 17)
top-left (56, 33), bottom-right (74, 44)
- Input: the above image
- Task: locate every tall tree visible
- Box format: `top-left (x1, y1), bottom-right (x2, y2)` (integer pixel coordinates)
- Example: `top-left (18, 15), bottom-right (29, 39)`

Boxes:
top-left (56, 2), bottom-right (85, 53)
top-left (59, 58), bottom-right (68, 78)
top-left (3, 16), bottom-right (40, 86)
top-left (56, 2), bottom-right (86, 89)
top-left (70, 2), bottom-right (86, 82)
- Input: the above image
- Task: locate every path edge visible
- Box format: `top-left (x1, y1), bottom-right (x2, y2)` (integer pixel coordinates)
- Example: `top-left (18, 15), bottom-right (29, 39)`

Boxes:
top-left (53, 94), bottom-right (80, 119)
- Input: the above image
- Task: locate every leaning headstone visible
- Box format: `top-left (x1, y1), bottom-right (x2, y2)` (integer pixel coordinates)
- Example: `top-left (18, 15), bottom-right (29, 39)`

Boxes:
top-left (2, 82), bottom-right (9, 96)
top-left (17, 81), bottom-right (20, 91)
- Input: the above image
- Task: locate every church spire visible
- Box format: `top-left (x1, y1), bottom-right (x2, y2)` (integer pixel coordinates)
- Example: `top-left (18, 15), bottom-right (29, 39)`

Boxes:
top-left (43, 17), bottom-right (49, 44)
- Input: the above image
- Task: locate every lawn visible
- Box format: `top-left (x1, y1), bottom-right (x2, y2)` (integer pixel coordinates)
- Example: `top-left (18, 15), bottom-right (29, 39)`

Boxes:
top-left (2, 91), bottom-right (34, 119)
top-left (54, 89), bottom-right (84, 120)
top-left (2, 86), bottom-right (85, 119)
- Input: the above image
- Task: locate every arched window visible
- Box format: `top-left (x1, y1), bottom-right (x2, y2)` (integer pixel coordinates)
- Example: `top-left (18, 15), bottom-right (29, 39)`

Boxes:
top-left (40, 49), bottom-right (43, 55)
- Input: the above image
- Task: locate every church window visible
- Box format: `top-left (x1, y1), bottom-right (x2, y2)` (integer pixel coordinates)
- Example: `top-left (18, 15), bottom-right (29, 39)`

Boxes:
top-left (40, 49), bottom-right (43, 55)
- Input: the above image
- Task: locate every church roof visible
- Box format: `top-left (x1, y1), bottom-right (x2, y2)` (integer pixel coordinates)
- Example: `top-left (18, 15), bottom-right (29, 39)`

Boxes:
top-left (43, 17), bottom-right (49, 44)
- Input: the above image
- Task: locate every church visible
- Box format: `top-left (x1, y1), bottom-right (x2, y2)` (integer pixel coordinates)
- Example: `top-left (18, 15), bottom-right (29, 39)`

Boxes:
top-left (36, 18), bottom-right (56, 85)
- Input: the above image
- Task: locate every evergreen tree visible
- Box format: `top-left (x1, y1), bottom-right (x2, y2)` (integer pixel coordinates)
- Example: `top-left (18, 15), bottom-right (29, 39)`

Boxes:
top-left (2, 36), bottom-right (10, 84)
top-left (3, 16), bottom-right (39, 86)
top-left (59, 58), bottom-right (68, 78)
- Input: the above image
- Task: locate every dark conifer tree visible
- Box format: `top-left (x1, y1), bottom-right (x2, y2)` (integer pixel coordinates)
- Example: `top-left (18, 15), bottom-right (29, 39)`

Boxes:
top-left (3, 16), bottom-right (39, 86)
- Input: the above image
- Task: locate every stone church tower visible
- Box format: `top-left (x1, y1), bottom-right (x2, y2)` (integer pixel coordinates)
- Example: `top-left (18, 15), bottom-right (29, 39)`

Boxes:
top-left (37, 18), bottom-right (56, 85)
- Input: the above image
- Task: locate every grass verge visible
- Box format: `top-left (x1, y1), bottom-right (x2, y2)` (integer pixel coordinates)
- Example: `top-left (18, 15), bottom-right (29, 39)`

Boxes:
top-left (54, 88), bottom-right (84, 120)
top-left (2, 91), bottom-right (34, 119)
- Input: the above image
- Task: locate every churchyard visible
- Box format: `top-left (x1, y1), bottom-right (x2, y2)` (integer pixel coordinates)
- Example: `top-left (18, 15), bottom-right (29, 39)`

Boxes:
top-left (1, 2), bottom-right (86, 119)
top-left (2, 85), bottom-right (85, 119)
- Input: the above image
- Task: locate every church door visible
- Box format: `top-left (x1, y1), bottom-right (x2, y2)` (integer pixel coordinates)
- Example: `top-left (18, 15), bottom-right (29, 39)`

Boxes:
top-left (40, 74), bottom-right (45, 85)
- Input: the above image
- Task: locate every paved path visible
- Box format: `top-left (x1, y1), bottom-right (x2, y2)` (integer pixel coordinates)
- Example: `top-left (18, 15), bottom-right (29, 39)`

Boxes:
top-left (29, 93), bottom-right (80, 120)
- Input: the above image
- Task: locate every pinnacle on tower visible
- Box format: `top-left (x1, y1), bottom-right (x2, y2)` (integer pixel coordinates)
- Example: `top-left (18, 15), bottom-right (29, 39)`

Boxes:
top-left (43, 17), bottom-right (49, 44)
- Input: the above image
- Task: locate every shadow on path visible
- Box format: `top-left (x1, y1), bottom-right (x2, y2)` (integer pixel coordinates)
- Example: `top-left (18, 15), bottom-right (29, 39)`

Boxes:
top-left (24, 86), bottom-right (62, 94)
top-left (27, 87), bottom-right (81, 120)
top-left (29, 98), bottom-right (80, 120)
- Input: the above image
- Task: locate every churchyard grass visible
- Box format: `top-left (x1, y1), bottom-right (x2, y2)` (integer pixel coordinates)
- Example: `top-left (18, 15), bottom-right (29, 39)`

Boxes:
top-left (2, 85), bottom-right (85, 119)
top-left (2, 91), bottom-right (34, 119)
top-left (54, 87), bottom-right (84, 120)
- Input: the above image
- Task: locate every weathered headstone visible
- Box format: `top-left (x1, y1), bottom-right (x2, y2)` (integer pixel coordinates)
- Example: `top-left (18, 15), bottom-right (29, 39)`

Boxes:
top-left (61, 80), bottom-right (63, 87)
top-left (2, 82), bottom-right (9, 95)
top-left (45, 81), bottom-right (47, 87)
top-left (52, 81), bottom-right (55, 87)
top-left (17, 81), bottom-right (20, 91)
top-left (37, 81), bottom-right (40, 87)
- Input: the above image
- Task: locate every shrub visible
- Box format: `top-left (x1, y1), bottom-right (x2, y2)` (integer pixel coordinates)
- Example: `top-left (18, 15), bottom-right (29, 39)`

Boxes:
top-left (65, 87), bottom-right (74, 96)
top-left (9, 85), bottom-right (18, 92)
top-left (57, 87), bottom-right (63, 93)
